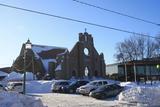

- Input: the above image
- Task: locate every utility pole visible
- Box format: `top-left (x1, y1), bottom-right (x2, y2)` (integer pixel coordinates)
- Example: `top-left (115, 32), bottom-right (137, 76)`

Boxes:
top-left (134, 63), bottom-right (137, 83)
top-left (124, 63), bottom-right (127, 82)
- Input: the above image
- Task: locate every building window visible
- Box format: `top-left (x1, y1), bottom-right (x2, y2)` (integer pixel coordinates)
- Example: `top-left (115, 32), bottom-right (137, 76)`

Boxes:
top-left (84, 48), bottom-right (89, 56)
top-left (85, 67), bottom-right (89, 76)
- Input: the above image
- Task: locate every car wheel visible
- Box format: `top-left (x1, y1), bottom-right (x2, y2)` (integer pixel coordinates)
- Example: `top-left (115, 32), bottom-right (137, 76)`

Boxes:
top-left (100, 93), bottom-right (106, 99)
top-left (69, 89), bottom-right (74, 93)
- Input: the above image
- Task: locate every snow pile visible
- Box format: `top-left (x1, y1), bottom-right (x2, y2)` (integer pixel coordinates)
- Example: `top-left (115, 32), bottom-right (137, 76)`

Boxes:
top-left (4, 72), bottom-right (35, 81)
top-left (118, 86), bottom-right (160, 106)
top-left (26, 80), bottom-right (55, 93)
top-left (4, 72), bottom-right (23, 81)
top-left (120, 82), bottom-right (138, 90)
top-left (0, 91), bottom-right (45, 107)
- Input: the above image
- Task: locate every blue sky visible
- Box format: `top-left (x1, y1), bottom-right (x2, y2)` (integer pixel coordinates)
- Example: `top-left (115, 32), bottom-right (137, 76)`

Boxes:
top-left (0, 0), bottom-right (160, 67)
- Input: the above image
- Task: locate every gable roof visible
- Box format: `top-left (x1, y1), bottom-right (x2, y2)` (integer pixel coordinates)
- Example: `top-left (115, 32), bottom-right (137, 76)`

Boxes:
top-left (31, 44), bottom-right (68, 73)
top-left (32, 44), bottom-right (67, 59)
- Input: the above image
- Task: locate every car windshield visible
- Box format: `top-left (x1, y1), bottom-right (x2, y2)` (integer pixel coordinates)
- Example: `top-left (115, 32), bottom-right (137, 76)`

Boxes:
top-left (59, 82), bottom-right (69, 85)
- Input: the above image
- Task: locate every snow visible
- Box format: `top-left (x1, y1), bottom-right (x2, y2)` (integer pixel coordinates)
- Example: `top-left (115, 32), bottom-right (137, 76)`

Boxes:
top-left (3, 71), bottom-right (35, 81)
top-left (36, 93), bottom-right (119, 107)
top-left (0, 91), bottom-right (45, 107)
top-left (2, 71), bottom-right (160, 107)
top-left (120, 82), bottom-right (138, 90)
top-left (57, 49), bottom-right (68, 56)
top-left (55, 64), bottom-right (62, 71)
top-left (0, 71), bottom-right (8, 76)
top-left (41, 59), bottom-right (56, 72)
top-left (26, 80), bottom-right (55, 93)
top-left (32, 45), bottom-right (63, 54)
top-left (118, 82), bottom-right (160, 106)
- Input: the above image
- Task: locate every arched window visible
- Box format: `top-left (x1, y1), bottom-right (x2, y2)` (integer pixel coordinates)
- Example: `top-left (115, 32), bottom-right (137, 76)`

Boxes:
top-left (85, 67), bottom-right (89, 76)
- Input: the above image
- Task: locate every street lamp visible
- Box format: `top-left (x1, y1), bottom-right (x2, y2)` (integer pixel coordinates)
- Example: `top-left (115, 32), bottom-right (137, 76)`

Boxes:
top-left (23, 39), bottom-right (32, 94)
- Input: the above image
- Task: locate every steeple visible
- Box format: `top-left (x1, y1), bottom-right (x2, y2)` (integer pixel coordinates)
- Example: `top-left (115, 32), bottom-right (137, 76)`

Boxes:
top-left (26, 38), bottom-right (32, 44)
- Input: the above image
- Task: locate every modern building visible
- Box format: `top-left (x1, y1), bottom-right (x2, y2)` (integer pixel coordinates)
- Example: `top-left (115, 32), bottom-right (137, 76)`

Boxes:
top-left (106, 58), bottom-right (160, 82)
top-left (12, 31), bottom-right (106, 79)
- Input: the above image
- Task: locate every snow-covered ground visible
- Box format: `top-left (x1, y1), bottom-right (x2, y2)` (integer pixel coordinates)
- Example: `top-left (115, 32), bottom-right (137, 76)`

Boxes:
top-left (35, 93), bottom-right (121, 107)
top-left (26, 80), bottom-right (54, 93)
top-left (0, 91), bottom-right (45, 107)
top-left (3, 71), bottom-right (35, 81)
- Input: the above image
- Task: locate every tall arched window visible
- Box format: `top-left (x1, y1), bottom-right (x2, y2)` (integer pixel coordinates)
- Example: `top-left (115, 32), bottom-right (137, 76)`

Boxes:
top-left (85, 67), bottom-right (89, 76)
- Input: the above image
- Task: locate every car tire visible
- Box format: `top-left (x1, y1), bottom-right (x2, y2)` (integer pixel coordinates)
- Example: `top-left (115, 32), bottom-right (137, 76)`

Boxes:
top-left (100, 93), bottom-right (106, 99)
top-left (69, 89), bottom-right (74, 93)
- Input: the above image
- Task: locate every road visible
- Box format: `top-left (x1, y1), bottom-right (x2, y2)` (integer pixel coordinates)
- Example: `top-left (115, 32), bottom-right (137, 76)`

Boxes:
top-left (33, 93), bottom-right (138, 107)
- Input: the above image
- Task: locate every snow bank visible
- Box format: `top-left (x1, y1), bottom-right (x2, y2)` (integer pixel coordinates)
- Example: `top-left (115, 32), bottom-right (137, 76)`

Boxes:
top-left (4, 72), bottom-right (35, 81)
top-left (26, 80), bottom-right (54, 93)
top-left (118, 86), bottom-right (160, 106)
top-left (0, 91), bottom-right (45, 107)
top-left (120, 82), bottom-right (138, 90)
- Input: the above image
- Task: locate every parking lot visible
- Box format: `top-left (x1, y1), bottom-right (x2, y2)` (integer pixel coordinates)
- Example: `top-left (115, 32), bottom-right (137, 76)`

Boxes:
top-left (34, 93), bottom-right (137, 107)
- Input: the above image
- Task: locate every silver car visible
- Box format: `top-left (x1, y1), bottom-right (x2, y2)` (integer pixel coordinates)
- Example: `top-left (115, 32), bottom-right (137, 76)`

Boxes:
top-left (51, 80), bottom-right (70, 93)
top-left (77, 80), bottom-right (109, 95)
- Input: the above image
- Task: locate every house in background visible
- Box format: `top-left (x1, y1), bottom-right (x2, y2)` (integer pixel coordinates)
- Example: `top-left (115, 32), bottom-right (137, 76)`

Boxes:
top-left (12, 31), bottom-right (106, 80)
top-left (106, 58), bottom-right (160, 82)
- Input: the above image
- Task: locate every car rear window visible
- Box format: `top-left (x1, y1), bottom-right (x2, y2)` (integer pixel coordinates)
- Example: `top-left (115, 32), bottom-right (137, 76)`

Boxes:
top-left (59, 82), bottom-right (69, 85)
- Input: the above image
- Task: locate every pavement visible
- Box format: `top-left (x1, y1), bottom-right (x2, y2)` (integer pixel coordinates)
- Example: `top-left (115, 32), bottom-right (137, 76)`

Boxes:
top-left (33, 93), bottom-right (138, 107)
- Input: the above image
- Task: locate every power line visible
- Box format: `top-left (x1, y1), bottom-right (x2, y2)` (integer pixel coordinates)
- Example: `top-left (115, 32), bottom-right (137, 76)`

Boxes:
top-left (0, 3), bottom-right (159, 39)
top-left (73, 0), bottom-right (160, 27)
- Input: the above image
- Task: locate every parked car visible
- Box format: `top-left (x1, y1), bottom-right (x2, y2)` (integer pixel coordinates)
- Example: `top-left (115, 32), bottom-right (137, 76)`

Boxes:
top-left (51, 80), bottom-right (70, 93)
top-left (6, 82), bottom-right (23, 93)
top-left (89, 84), bottom-right (124, 99)
top-left (61, 80), bottom-right (89, 93)
top-left (77, 80), bottom-right (109, 95)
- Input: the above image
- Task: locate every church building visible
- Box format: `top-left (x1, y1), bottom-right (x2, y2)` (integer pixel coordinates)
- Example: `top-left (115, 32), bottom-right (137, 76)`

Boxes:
top-left (12, 31), bottom-right (106, 79)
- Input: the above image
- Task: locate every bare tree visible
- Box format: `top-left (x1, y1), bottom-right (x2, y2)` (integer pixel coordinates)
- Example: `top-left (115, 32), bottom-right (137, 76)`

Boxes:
top-left (115, 35), bottom-right (157, 62)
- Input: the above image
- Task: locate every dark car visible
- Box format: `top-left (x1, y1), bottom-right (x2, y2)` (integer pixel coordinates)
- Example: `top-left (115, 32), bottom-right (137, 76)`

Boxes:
top-left (51, 80), bottom-right (70, 93)
top-left (61, 80), bottom-right (89, 93)
top-left (89, 84), bottom-right (124, 99)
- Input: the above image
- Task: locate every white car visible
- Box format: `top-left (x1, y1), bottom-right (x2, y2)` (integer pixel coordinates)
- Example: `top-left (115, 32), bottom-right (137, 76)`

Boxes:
top-left (6, 82), bottom-right (23, 93)
top-left (77, 80), bottom-right (110, 95)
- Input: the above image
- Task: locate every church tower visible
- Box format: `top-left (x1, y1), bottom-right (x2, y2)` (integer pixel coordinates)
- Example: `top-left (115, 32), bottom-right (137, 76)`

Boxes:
top-left (69, 31), bottom-right (106, 78)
